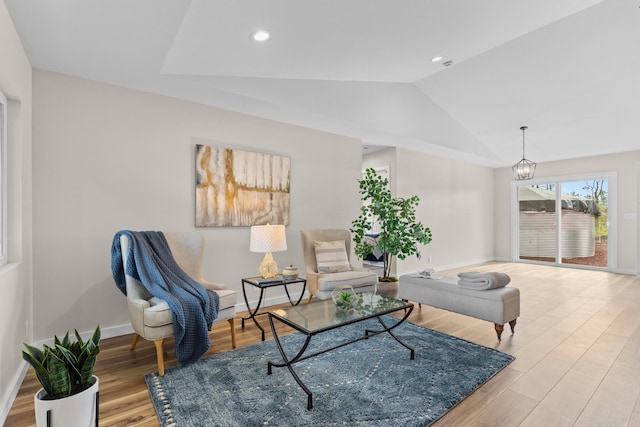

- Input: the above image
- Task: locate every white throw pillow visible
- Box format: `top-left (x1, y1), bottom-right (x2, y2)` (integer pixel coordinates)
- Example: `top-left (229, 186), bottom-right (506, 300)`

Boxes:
top-left (314, 240), bottom-right (351, 273)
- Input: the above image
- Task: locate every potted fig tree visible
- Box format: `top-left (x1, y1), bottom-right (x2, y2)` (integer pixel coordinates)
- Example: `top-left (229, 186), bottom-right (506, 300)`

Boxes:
top-left (22, 325), bottom-right (101, 427)
top-left (351, 168), bottom-right (432, 282)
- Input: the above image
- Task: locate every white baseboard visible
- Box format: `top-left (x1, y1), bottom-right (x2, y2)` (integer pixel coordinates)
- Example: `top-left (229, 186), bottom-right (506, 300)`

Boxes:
top-left (402, 257), bottom-right (637, 276)
top-left (47, 291), bottom-right (310, 347)
top-left (0, 361), bottom-right (29, 426)
top-left (235, 290), bottom-right (309, 313)
top-left (99, 323), bottom-right (136, 340)
top-left (32, 323), bottom-right (135, 349)
top-left (398, 258), bottom-right (496, 276)
top-left (433, 258), bottom-right (497, 273)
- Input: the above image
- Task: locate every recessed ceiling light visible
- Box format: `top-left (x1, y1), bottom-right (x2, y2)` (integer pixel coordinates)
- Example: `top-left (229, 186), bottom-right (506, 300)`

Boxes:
top-left (251, 30), bottom-right (271, 42)
top-left (431, 56), bottom-right (443, 62)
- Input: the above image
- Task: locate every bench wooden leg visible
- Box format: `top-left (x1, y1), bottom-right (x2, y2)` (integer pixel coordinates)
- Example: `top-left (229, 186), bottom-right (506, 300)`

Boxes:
top-left (495, 319), bottom-right (518, 341)
top-left (494, 323), bottom-right (504, 341)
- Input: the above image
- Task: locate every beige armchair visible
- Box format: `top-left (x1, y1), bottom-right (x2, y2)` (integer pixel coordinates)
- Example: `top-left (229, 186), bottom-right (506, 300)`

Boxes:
top-left (301, 229), bottom-right (379, 301)
top-left (119, 232), bottom-right (236, 375)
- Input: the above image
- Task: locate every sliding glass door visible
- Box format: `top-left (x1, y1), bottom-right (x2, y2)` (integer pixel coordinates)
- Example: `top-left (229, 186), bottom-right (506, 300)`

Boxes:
top-left (516, 176), bottom-right (611, 269)
top-left (559, 180), bottom-right (608, 267)
top-left (518, 184), bottom-right (558, 262)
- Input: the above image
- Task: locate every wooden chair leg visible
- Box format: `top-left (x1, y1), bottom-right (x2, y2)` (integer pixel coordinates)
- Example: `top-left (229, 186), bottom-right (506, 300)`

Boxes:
top-left (306, 294), bottom-right (314, 304)
top-left (130, 334), bottom-right (140, 351)
top-left (228, 318), bottom-right (237, 348)
top-left (154, 339), bottom-right (165, 376)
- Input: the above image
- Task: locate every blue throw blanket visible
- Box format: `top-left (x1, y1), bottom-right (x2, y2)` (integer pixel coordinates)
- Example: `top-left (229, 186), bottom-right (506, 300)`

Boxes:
top-left (111, 230), bottom-right (219, 365)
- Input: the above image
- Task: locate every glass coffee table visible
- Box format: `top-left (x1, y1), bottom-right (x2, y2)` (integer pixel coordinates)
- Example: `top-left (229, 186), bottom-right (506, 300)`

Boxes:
top-left (267, 293), bottom-right (414, 409)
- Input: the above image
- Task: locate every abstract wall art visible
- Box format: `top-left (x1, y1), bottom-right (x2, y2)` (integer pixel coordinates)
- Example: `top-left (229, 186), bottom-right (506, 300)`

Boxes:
top-left (195, 144), bottom-right (290, 227)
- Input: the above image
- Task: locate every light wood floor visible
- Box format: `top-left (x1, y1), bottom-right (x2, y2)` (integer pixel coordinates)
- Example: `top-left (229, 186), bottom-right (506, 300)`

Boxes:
top-left (6, 262), bottom-right (640, 426)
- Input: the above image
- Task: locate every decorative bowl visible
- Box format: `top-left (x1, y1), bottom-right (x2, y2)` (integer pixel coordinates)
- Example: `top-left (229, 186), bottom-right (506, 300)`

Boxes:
top-left (282, 265), bottom-right (299, 280)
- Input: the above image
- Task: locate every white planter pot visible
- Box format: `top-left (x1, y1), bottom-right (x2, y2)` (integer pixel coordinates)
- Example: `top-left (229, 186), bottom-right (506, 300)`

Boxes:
top-left (34, 376), bottom-right (99, 427)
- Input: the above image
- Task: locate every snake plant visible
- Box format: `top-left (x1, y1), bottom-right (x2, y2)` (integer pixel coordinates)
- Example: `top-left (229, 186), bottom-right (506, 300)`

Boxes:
top-left (22, 325), bottom-right (101, 399)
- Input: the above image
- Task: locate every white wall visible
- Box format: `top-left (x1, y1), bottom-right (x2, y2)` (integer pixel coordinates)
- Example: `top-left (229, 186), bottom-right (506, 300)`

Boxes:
top-left (32, 70), bottom-right (364, 341)
top-left (362, 147), bottom-right (397, 195)
top-left (494, 150), bottom-right (640, 273)
top-left (363, 147), bottom-right (495, 275)
top-left (395, 147), bottom-right (495, 274)
top-left (0, 2), bottom-right (33, 423)
top-left (28, 72), bottom-right (640, 345)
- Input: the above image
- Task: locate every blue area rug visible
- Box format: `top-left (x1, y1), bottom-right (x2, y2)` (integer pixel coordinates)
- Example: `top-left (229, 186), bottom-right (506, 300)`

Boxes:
top-left (146, 317), bottom-right (514, 426)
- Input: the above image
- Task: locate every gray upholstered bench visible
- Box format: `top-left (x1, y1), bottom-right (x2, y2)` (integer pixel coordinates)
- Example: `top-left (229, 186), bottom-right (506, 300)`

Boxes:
top-left (398, 274), bottom-right (520, 341)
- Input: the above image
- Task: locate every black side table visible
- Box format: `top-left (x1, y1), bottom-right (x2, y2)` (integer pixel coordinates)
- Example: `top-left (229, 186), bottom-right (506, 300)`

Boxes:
top-left (241, 276), bottom-right (307, 341)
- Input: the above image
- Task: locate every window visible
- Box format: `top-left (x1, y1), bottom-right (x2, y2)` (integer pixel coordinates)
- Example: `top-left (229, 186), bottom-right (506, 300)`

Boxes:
top-left (512, 173), bottom-right (616, 270)
top-left (0, 90), bottom-right (6, 266)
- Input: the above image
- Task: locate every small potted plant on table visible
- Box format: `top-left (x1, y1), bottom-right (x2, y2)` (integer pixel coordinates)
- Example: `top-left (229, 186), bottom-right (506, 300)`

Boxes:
top-left (331, 285), bottom-right (359, 311)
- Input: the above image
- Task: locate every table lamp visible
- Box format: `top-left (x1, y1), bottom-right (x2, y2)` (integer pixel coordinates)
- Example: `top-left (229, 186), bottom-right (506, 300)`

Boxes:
top-left (250, 224), bottom-right (287, 278)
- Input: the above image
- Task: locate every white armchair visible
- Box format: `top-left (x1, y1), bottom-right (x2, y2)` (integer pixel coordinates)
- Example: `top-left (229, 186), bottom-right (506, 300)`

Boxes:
top-left (120, 232), bottom-right (236, 376)
top-left (301, 229), bottom-right (379, 301)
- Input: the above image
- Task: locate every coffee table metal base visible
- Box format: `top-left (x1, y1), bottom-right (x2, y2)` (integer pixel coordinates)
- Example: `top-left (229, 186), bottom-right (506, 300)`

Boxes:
top-left (267, 305), bottom-right (414, 410)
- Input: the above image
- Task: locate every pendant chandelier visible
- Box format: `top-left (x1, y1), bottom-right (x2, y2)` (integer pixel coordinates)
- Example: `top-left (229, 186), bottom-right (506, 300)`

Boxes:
top-left (512, 125), bottom-right (536, 180)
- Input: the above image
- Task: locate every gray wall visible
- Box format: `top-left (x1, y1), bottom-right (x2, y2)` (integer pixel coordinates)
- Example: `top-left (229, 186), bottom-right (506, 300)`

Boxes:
top-left (363, 146), bottom-right (495, 275)
top-left (0, 1), bottom-right (33, 421)
top-left (32, 70), bottom-right (364, 341)
top-left (365, 146), bottom-right (640, 275)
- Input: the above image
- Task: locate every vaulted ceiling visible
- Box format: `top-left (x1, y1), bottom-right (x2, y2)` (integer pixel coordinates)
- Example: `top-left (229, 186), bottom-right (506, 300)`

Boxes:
top-left (6, 0), bottom-right (640, 167)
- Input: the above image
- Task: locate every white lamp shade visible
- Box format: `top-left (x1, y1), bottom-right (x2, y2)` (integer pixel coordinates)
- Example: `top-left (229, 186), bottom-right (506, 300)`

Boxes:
top-left (250, 224), bottom-right (287, 253)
